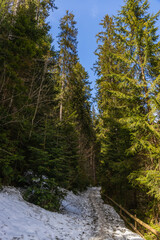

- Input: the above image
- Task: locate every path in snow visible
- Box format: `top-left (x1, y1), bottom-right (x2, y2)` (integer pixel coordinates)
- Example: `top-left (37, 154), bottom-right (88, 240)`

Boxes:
top-left (0, 187), bottom-right (143, 240)
top-left (87, 188), bottom-right (143, 240)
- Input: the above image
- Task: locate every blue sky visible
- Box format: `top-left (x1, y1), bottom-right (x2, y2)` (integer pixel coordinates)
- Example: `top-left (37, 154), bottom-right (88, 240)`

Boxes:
top-left (48, 0), bottom-right (160, 98)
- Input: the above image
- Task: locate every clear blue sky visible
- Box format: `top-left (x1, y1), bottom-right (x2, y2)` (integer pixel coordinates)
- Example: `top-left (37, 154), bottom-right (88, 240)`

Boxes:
top-left (48, 0), bottom-right (160, 99)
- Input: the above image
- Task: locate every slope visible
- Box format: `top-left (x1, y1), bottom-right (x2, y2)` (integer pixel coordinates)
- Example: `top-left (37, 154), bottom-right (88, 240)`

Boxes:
top-left (0, 187), bottom-right (143, 240)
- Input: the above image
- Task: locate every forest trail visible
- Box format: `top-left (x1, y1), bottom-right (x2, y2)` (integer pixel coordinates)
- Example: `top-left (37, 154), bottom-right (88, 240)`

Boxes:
top-left (87, 188), bottom-right (143, 240)
top-left (0, 187), bottom-right (143, 240)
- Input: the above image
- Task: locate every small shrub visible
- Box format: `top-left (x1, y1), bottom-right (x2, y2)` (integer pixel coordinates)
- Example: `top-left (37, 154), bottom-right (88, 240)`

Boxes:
top-left (23, 176), bottom-right (65, 211)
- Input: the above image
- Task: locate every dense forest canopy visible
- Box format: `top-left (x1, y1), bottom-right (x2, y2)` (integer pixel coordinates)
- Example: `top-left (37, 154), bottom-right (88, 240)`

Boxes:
top-left (0, 0), bottom-right (160, 237)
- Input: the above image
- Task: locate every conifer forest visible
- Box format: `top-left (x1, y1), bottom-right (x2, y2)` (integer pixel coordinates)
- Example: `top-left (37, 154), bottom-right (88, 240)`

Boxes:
top-left (0, 0), bottom-right (160, 237)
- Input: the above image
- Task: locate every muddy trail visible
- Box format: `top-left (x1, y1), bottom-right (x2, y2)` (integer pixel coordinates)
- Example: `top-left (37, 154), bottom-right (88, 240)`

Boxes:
top-left (86, 188), bottom-right (143, 240)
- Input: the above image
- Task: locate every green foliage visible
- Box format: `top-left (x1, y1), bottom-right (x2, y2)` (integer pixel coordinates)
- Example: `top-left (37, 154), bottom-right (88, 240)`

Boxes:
top-left (57, 10), bottom-right (97, 187)
top-left (0, 130), bottom-right (25, 185)
top-left (95, 0), bottom-right (160, 223)
top-left (24, 175), bottom-right (64, 211)
top-left (129, 170), bottom-right (160, 200)
top-left (144, 224), bottom-right (160, 240)
top-left (0, 0), bottom-right (97, 212)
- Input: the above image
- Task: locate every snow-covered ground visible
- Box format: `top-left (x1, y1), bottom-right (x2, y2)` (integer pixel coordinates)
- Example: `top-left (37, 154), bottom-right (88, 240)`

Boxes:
top-left (0, 187), bottom-right (143, 240)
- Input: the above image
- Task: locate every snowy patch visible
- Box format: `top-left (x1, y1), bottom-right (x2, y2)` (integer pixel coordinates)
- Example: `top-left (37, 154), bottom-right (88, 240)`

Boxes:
top-left (0, 187), bottom-right (143, 240)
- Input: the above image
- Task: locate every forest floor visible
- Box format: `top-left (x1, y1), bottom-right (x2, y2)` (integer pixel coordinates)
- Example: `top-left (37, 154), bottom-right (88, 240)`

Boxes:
top-left (0, 187), bottom-right (143, 240)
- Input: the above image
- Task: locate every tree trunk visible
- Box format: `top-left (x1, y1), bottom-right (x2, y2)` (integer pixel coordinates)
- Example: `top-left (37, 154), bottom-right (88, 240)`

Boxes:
top-left (29, 58), bottom-right (48, 138)
top-left (60, 73), bottom-right (65, 121)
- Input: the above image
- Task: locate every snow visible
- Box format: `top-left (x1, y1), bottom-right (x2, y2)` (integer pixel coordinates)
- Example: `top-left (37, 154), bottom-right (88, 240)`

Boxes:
top-left (0, 186), bottom-right (143, 240)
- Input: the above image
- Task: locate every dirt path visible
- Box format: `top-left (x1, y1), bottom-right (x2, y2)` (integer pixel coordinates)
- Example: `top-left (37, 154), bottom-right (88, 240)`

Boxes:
top-left (86, 188), bottom-right (143, 240)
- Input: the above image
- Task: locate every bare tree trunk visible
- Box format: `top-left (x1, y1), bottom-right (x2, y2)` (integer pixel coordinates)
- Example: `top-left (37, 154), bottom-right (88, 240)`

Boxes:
top-left (60, 100), bottom-right (63, 121)
top-left (8, 89), bottom-right (14, 110)
top-left (138, 48), bottom-right (150, 114)
top-left (29, 58), bottom-right (48, 138)
top-left (0, 65), bottom-right (6, 94)
top-left (43, 114), bottom-right (47, 150)
top-left (60, 73), bottom-right (65, 121)
top-left (35, 0), bottom-right (40, 23)
top-left (28, 64), bottom-right (37, 99)
top-left (92, 147), bottom-right (96, 185)
top-left (13, 0), bottom-right (20, 15)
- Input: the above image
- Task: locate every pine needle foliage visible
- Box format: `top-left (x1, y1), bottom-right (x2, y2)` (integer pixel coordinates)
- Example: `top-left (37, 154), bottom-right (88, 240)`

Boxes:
top-left (95, 0), bottom-right (160, 222)
top-left (0, 1), bottom-right (97, 210)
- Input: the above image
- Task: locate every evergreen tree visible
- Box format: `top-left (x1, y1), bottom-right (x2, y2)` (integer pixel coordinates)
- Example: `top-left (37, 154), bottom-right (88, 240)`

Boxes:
top-left (72, 62), bottom-right (97, 183)
top-left (0, 1), bottom-right (97, 210)
top-left (116, 0), bottom-right (160, 212)
top-left (95, 0), bottom-right (160, 222)
top-left (0, 0), bottom-right (63, 210)
top-left (58, 10), bottom-right (78, 121)
top-left (57, 11), bottom-right (97, 186)
top-left (95, 14), bottom-right (137, 203)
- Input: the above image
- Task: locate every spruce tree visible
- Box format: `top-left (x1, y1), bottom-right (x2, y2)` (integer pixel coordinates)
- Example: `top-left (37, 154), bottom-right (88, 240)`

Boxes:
top-left (95, 15), bottom-right (137, 203)
top-left (95, 0), bottom-right (160, 220)
top-left (58, 10), bottom-right (78, 121)
top-left (57, 11), bottom-right (96, 186)
top-left (116, 0), bottom-right (160, 208)
top-left (0, 0), bottom-right (60, 206)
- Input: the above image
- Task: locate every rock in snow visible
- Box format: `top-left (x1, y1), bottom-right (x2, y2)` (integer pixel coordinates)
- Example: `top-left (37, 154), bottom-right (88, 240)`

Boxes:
top-left (0, 187), bottom-right (143, 240)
